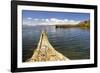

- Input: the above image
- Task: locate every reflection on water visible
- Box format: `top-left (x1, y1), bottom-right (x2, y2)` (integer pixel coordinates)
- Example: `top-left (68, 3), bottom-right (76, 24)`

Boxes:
top-left (22, 25), bottom-right (90, 62)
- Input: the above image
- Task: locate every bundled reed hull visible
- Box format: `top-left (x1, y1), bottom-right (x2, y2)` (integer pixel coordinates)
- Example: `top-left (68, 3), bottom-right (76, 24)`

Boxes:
top-left (27, 31), bottom-right (69, 62)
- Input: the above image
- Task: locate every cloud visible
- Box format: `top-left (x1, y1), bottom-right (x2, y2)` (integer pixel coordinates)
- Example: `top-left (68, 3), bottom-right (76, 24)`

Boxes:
top-left (50, 18), bottom-right (58, 22)
top-left (34, 18), bottom-right (39, 21)
top-left (27, 17), bottom-right (32, 20)
top-left (64, 19), bottom-right (68, 22)
top-left (23, 18), bottom-right (80, 26)
top-left (49, 18), bottom-right (64, 23)
top-left (66, 20), bottom-right (80, 25)
top-left (45, 19), bottom-right (49, 22)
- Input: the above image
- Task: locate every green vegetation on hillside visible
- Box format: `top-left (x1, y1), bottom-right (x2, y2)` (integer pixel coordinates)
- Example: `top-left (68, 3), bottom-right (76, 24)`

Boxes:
top-left (77, 20), bottom-right (90, 28)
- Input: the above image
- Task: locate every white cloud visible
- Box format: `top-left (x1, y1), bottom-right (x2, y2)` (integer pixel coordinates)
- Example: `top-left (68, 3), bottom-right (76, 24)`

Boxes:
top-left (64, 19), bottom-right (68, 22)
top-left (50, 18), bottom-right (58, 22)
top-left (49, 18), bottom-right (64, 23)
top-left (27, 17), bottom-right (32, 20)
top-left (23, 18), bottom-right (80, 26)
top-left (68, 20), bottom-right (80, 25)
top-left (41, 19), bottom-right (45, 21)
top-left (45, 19), bottom-right (49, 22)
top-left (34, 18), bottom-right (38, 21)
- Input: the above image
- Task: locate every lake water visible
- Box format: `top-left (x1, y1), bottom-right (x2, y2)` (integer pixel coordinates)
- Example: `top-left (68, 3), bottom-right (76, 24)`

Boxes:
top-left (22, 25), bottom-right (90, 62)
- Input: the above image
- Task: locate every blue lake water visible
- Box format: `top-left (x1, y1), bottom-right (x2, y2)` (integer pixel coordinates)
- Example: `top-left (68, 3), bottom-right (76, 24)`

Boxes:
top-left (22, 25), bottom-right (90, 62)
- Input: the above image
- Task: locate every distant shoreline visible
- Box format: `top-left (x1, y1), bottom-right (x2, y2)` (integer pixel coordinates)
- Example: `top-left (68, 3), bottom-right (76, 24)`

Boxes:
top-left (23, 20), bottom-right (90, 29)
top-left (55, 20), bottom-right (90, 29)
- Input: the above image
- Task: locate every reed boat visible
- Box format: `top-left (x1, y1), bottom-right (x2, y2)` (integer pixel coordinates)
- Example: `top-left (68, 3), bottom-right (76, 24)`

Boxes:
top-left (27, 31), bottom-right (69, 62)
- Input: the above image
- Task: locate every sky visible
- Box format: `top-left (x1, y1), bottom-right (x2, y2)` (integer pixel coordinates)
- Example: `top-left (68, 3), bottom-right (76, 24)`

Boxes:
top-left (22, 10), bottom-right (90, 26)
